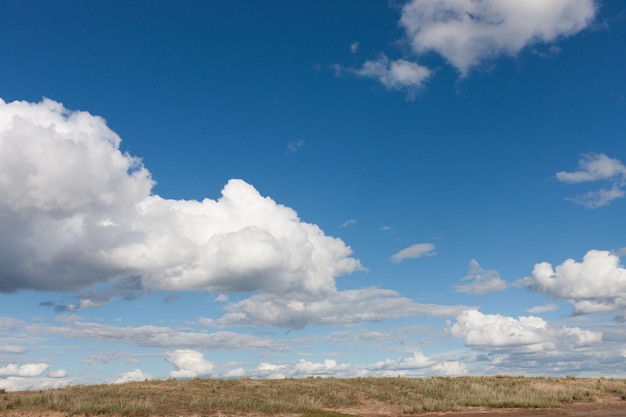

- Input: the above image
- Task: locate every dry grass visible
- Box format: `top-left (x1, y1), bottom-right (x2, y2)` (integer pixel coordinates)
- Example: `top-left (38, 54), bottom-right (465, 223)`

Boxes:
top-left (1, 376), bottom-right (625, 416)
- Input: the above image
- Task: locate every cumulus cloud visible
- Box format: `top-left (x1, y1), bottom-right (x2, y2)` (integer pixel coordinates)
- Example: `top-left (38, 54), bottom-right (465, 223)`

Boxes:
top-left (254, 362), bottom-right (288, 379)
top-left (519, 250), bottom-right (626, 314)
top-left (451, 310), bottom-right (551, 351)
top-left (400, 0), bottom-right (596, 75)
top-left (0, 376), bottom-right (71, 392)
top-left (391, 243), bottom-right (436, 263)
top-left (166, 350), bottom-right (214, 379)
top-left (111, 368), bottom-right (150, 384)
top-left (0, 98), bottom-right (362, 296)
top-left (432, 361), bottom-right (468, 376)
top-left (455, 259), bottom-right (507, 295)
top-left (450, 310), bottom-right (602, 354)
top-left (371, 351), bottom-right (434, 371)
top-left (47, 369), bottom-right (68, 378)
top-left (204, 287), bottom-right (471, 329)
top-left (556, 154), bottom-right (626, 208)
top-left (295, 359), bottom-right (350, 376)
top-left (352, 55), bottom-right (431, 97)
top-left (249, 353), bottom-right (460, 379)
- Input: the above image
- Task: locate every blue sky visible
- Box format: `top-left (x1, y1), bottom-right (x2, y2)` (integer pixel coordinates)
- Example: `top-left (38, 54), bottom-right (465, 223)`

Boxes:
top-left (1, 0), bottom-right (626, 390)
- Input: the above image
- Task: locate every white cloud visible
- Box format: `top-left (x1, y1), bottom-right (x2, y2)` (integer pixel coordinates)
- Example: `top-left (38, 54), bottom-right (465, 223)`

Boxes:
top-left (294, 359), bottom-right (350, 376)
top-left (556, 153), bottom-right (626, 183)
top-left (215, 294), bottom-right (229, 302)
top-left (353, 55), bottom-right (431, 97)
top-left (400, 0), bottom-right (596, 75)
top-left (285, 139), bottom-right (304, 154)
top-left (450, 310), bottom-right (602, 354)
top-left (566, 187), bottom-right (625, 209)
top-left (166, 350), bottom-right (214, 379)
top-left (339, 219), bottom-right (357, 228)
top-left (371, 351), bottom-right (434, 371)
top-left (556, 154), bottom-right (626, 208)
top-left (47, 369), bottom-right (68, 378)
top-left (350, 41), bottom-right (360, 54)
top-left (391, 243), bottom-right (436, 263)
top-left (0, 345), bottom-right (27, 354)
top-left (223, 368), bottom-right (246, 378)
top-left (519, 250), bottom-right (626, 314)
top-left (327, 329), bottom-right (388, 343)
top-left (0, 363), bottom-right (49, 377)
top-left (205, 287), bottom-right (471, 329)
top-left (0, 376), bottom-right (72, 392)
top-left (0, 98), bottom-right (362, 295)
top-left (254, 362), bottom-right (288, 379)
top-left (527, 304), bottom-right (559, 314)
top-left (32, 316), bottom-right (285, 350)
top-left (454, 259), bottom-right (507, 295)
top-left (451, 310), bottom-right (551, 351)
top-left (367, 352), bottom-right (471, 377)
top-left (432, 361), bottom-right (468, 376)
top-left (111, 368), bottom-right (150, 384)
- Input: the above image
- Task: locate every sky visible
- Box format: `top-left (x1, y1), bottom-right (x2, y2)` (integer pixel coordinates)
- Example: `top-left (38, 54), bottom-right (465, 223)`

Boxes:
top-left (1, 0), bottom-right (626, 391)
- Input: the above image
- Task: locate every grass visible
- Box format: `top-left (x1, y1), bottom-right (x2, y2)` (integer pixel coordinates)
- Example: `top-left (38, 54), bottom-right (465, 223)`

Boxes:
top-left (1, 376), bottom-right (625, 416)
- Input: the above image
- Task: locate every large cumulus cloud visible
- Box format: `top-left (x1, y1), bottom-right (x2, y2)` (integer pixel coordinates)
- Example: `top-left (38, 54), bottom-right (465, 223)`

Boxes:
top-left (520, 250), bottom-right (626, 314)
top-left (0, 98), bottom-right (362, 295)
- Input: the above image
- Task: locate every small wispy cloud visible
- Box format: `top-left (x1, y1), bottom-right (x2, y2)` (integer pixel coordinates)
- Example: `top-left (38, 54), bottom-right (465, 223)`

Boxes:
top-left (454, 259), bottom-right (507, 295)
top-left (557, 153), bottom-right (626, 208)
top-left (391, 243), bottom-right (436, 263)
top-left (163, 295), bottom-right (180, 304)
top-left (379, 226), bottom-right (393, 233)
top-left (350, 41), bottom-right (360, 54)
top-left (285, 139), bottom-right (304, 155)
top-left (351, 54), bottom-right (431, 99)
top-left (215, 294), bottom-right (228, 302)
top-left (339, 219), bottom-right (357, 228)
top-left (527, 304), bottom-right (559, 314)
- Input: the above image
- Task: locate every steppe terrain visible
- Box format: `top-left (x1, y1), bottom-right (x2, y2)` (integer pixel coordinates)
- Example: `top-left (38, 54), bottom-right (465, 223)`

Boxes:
top-left (1, 376), bottom-right (625, 417)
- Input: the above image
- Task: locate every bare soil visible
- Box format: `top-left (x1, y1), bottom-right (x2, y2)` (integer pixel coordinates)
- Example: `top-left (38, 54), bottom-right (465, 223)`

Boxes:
top-left (3, 398), bottom-right (626, 417)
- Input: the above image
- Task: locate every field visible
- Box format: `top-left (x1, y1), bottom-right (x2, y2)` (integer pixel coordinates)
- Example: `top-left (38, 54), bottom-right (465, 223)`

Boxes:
top-left (1, 376), bottom-right (625, 417)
